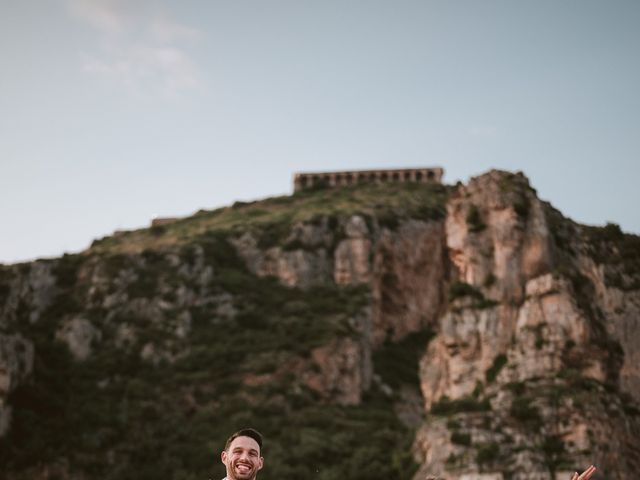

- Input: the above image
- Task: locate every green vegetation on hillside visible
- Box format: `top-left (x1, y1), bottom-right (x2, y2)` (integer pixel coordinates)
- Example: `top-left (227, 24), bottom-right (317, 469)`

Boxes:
top-left (373, 329), bottom-right (434, 390)
top-left (466, 204), bottom-right (486, 233)
top-left (448, 281), bottom-right (498, 310)
top-left (3, 295), bottom-right (417, 478)
top-left (89, 182), bottom-right (450, 255)
top-left (1, 201), bottom-right (435, 479)
top-left (498, 171), bottom-right (533, 222)
top-left (583, 222), bottom-right (640, 290)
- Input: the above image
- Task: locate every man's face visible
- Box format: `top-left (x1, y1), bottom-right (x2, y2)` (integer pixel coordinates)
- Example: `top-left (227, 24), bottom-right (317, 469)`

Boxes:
top-left (221, 436), bottom-right (264, 480)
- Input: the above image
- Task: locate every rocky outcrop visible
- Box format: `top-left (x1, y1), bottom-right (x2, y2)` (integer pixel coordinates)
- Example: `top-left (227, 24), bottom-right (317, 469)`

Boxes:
top-left (303, 335), bottom-right (372, 405)
top-left (372, 219), bottom-right (448, 345)
top-left (446, 171), bottom-right (552, 304)
top-left (334, 215), bottom-right (372, 285)
top-left (231, 215), bottom-right (376, 289)
top-left (419, 272), bottom-right (609, 408)
top-left (231, 231), bottom-right (333, 288)
top-left (415, 271), bottom-right (635, 478)
top-left (420, 303), bottom-right (516, 407)
top-left (414, 171), bottom-right (640, 480)
top-left (0, 261), bottom-right (58, 327)
top-left (578, 254), bottom-right (640, 402)
top-left (239, 308), bottom-right (373, 407)
top-left (55, 317), bottom-right (102, 361)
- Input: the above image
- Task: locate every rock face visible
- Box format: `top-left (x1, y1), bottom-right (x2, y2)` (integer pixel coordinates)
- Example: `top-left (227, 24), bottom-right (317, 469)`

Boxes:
top-left (0, 334), bottom-right (34, 436)
top-left (0, 169), bottom-right (639, 480)
top-left (580, 255), bottom-right (640, 401)
top-left (231, 230), bottom-right (333, 288)
top-left (414, 171), bottom-right (640, 480)
top-left (334, 215), bottom-right (372, 285)
top-left (0, 262), bottom-right (52, 439)
top-left (445, 170), bottom-right (552, 304)
top-left (372, 220), bottom-right (448, 345)
top-left (304, 335), bottom-right (372, 405)
top-left (0, 261), bottom-right (57, 327)
top-left (55, 317), bottom-right (102, 361)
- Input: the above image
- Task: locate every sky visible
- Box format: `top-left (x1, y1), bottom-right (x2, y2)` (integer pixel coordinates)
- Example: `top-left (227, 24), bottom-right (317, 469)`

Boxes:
top-left (1, 0), bottom-right (639, 264)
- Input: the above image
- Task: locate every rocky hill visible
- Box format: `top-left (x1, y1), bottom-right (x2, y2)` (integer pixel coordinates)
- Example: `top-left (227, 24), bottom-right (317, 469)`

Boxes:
top-left (0, 170), bottom-right (638, 480)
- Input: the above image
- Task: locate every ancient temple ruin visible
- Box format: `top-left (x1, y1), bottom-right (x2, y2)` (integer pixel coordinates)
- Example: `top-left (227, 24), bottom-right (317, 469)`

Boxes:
top-left (293, 167), bottom-right (444, 192)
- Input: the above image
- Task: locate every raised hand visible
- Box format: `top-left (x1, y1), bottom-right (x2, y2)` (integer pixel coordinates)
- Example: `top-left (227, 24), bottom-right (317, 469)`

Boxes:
top-left (571, 465), bottom-right (597, 480)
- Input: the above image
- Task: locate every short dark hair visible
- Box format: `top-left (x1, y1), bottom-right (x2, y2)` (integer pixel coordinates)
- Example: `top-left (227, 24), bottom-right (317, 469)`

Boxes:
top-left (224, 428), bottom-right (263, 452)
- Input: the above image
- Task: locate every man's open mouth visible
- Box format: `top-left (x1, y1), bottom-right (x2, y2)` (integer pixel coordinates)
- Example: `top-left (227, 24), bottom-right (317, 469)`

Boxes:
top-left (235, 463), bottom-right (252, 474)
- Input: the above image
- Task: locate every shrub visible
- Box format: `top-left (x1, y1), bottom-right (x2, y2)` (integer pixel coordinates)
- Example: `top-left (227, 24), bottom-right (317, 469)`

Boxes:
top-left (466, 205), bottom-right (486, 233)
top-left (513, 198), bottom-right (530, 220)
top-left (446, 452), bottom-right (461, 466)
top-left (128, 274), bottom-right (158, 299)
top-left (53, 254), bottom-right (83, 287)
top-left (257, 220), bottom-right (291, 249)
top-left (376, 209), bottom-right (400, 230)
top-left (475, 298), bottom-right (499, 309)
top-left (150, 225), bottom-right (166, 236)
top-left (524, 323), bottom-right (547, 350)
top-left (448, 281), bottom-right (483, 302)
top-left (541, 435), bottom-right (565, 457)
top-left (592, 222), bottom-right (623, 242)
top-left (476, 443), bottom-right (499, 465)
top-left (451, 431), bottom-right (471, 446)
top-left (373, 329), bottom-right (435, 389)
top-left (510, 397), bottom-right (541, 428)
top-left (541, 435), bottom-right (568, 474)
top-left (483, 273), bottom-right (496, 287)
top-left (447, 419), bottom-right (461, 430)
top-left (505, 381), bottom-right (526, 396)
top-left (448, 281), bottom-right (497, 310)
top-left (485, 354), bottom-right (507, 383)
top-left (198, 231), bottom-right (245, 270)
top-left (431, 396), bottom-right (491, 415)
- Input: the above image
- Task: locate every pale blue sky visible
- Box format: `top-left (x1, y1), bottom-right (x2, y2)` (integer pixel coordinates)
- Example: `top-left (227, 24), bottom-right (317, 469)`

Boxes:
top-left (1, 0), bottom-right (639, 264)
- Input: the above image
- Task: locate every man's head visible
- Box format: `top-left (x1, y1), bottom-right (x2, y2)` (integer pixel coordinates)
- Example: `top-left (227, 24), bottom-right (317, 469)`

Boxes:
top-left (221, 429), bottom-right (264, 480)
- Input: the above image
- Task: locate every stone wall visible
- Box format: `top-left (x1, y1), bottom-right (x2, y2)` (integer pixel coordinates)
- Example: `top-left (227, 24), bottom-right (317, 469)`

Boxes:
top-left (293, 167), bottom-right (444, 192)
top-left (151, 217), bottom-right (179, 227)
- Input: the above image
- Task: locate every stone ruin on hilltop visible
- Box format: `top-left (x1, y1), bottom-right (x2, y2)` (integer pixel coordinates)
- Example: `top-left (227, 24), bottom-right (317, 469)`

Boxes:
top-left (293, 167), bottom-right (444, 192)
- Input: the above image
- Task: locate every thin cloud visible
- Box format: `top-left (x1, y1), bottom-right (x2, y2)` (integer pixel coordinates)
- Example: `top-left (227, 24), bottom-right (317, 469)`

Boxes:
top-left (68, 0), bottom-right (204, 97)
top-left (82, 45), bottom-right (200, 96)
top-left (68, 0), bottom-right (128, 34)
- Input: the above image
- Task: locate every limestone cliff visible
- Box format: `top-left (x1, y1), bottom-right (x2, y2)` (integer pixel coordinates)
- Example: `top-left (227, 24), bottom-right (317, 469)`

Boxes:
top-left (0, 171), bottom-right (638, 480)
top-left (415, 171), bottom-right (640, 480)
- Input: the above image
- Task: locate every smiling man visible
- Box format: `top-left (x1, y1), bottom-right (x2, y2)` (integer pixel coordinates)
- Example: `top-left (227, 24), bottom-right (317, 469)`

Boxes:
top-left (221, 428), bottom-right (264, 480)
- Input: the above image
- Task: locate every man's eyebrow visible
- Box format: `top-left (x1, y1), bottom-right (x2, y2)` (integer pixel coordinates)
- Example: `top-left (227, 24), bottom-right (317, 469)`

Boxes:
top-left (231, 447), bottom-right (259, 454)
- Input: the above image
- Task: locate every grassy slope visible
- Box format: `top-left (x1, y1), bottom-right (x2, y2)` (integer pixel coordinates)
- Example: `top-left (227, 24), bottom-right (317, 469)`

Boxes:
top-left (89, 182), bottom-right (449, 255)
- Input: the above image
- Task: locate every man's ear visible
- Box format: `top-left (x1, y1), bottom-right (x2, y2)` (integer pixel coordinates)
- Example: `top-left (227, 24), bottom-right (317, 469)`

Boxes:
top-left (258, 456), bottom-right (264, 470)
top-left (221, 450), bottom-right (228, 465)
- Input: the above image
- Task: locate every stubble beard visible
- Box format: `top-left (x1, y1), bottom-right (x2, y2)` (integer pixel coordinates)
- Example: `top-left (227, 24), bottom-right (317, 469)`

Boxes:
top-left (229, 461), bottom-right (257, 480)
